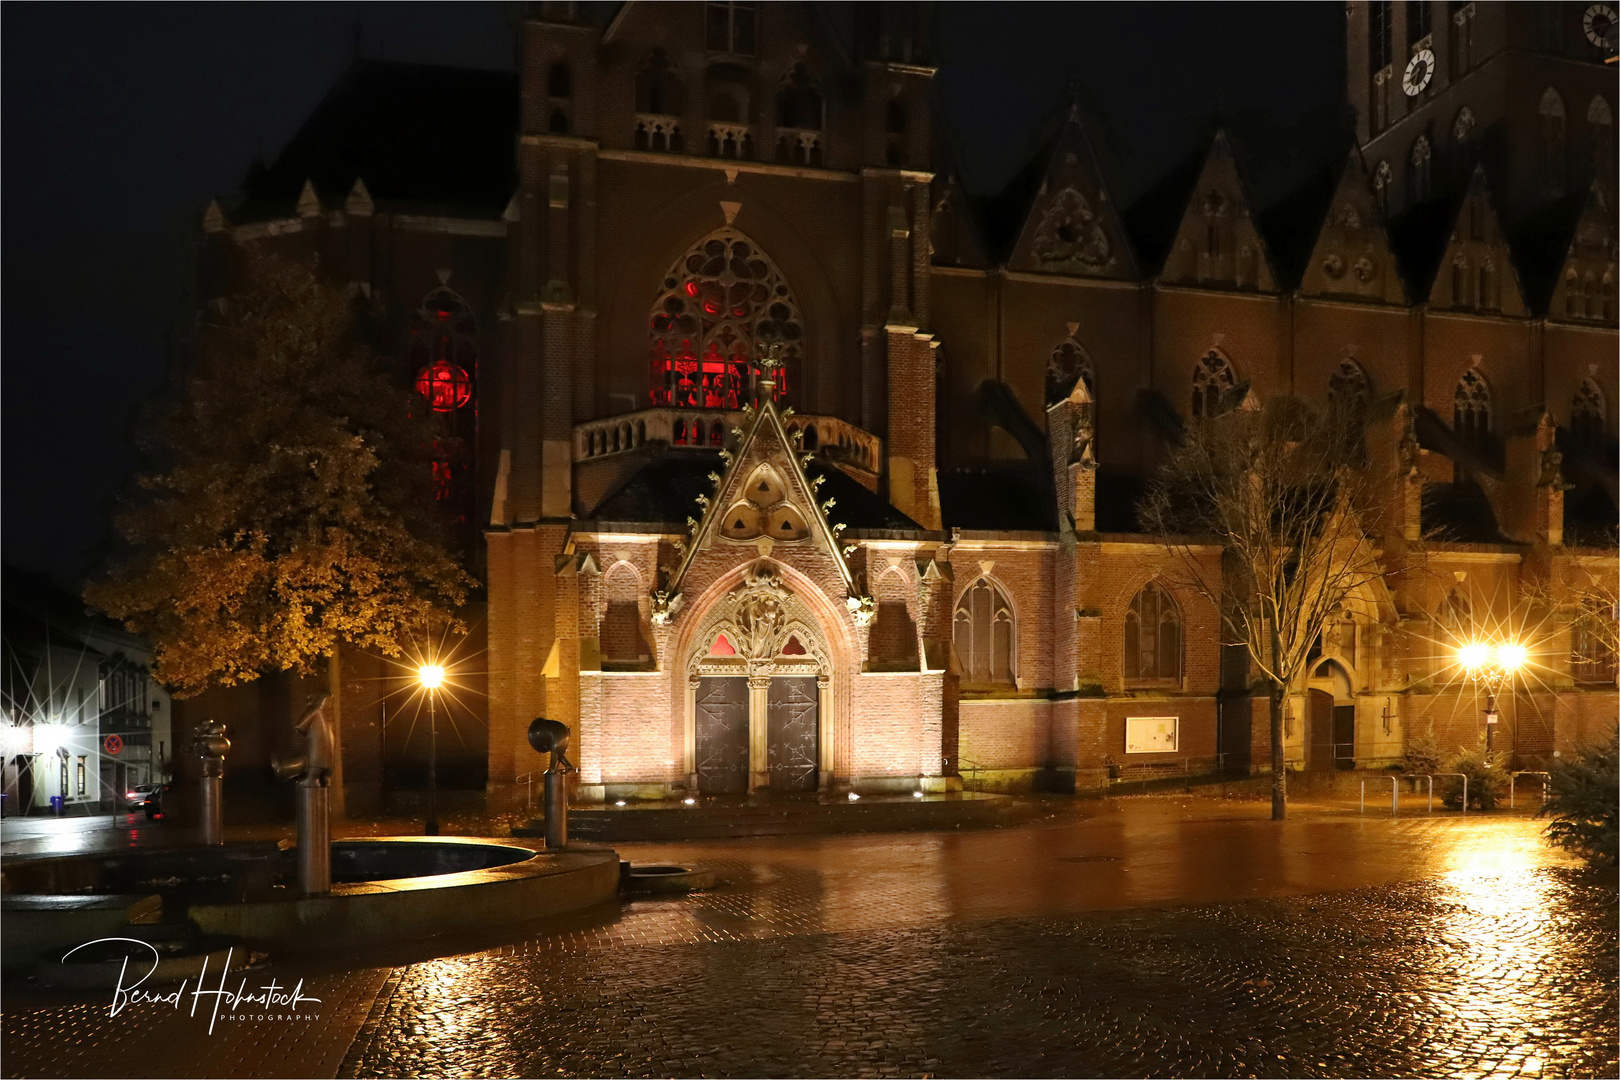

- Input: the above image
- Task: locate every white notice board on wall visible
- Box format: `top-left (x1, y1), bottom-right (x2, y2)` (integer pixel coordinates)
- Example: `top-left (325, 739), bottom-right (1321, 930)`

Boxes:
top-left (1125, 716), bottom-right (1178, 754)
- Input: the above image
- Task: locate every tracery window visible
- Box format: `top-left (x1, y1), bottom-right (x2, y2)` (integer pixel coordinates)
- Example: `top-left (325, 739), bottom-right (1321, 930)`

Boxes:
top-left (1124, 581), bottom-right (1181, 683)
top-left (1046, 337), bottom-right (1095, 405)
top-left (954, 578), bottom-right (1014, 685)
top-left (1572, 378), bottom-right (1606, 446)
top-left (1571, 596), bottom-right (1618, 683)
top-left (1190, 350), bottom-right (1237, 419)
top-left (1373, 160), bottom-right (1393, 216)
top-left (1453, 367), bottom-right (1492, 449)
top-left (1453, 105), bottom-right (1475, 144)
top-left (648, 229), bottom-right (804, 409)
top-left (409, 288), bottom-right (477, 413)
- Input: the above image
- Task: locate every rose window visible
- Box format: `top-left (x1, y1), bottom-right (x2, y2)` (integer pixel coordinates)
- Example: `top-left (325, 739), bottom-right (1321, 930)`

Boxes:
top-left (649, 229), bottom-right (804, 409)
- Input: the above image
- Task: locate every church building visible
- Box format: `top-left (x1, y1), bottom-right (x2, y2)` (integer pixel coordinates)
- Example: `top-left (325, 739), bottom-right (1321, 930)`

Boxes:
top-left (195, 1), bottom-right (1617, 812)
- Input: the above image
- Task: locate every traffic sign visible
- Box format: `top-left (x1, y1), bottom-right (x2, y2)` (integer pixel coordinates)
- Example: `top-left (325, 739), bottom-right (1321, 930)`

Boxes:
top-left (103, 734), bottom-right (123, 756)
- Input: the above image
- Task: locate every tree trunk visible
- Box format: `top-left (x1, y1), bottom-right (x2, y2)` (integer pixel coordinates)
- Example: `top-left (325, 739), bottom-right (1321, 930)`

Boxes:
top-left (326, 652), bottom-right (347, 821)
top-left (1270, 687), bottom-right (1287, 821)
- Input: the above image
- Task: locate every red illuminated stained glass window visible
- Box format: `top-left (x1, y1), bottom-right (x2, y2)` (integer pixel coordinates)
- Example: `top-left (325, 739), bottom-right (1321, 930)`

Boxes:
top-left (409, 288), bottom-right (477, 412)
top-left (416, 360), bottom-right (472, 411)
top-left (648, 228), bottom-right (803, 409)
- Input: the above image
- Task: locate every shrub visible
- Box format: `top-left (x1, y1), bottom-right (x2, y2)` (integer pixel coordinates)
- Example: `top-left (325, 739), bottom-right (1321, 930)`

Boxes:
top-left (1440, 747), bottom-right (1510, 810)
top-left (1538, 737), bottom-right (1618, 868)
top-left (1399, 736), bottom-right (1442, 775)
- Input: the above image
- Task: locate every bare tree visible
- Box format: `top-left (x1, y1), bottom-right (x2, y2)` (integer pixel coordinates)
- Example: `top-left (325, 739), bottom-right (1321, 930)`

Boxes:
top-left (1138, 397), bottom-right (1390, 820)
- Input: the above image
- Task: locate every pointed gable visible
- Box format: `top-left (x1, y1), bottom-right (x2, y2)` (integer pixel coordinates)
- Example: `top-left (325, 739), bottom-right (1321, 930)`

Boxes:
top-left (665, 394), bottom-right (858, 601)
top-left (1426, 166), bottom-right (1528, 316)
top-left (1549, 182), bottom-right (1617, 324)
top-left (1005, 104), bottom-right (1137, 280)
top-left (1297, 150), bottom-right (1407, 304)
top-left (1158, 130), bottom-right (1276, 292)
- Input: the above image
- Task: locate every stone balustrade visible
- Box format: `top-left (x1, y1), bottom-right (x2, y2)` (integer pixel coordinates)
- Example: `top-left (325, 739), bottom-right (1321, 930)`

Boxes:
top-left (575, 408), bottom-right (881, 474)
top-left (633, 114), bottom-right (683, 153)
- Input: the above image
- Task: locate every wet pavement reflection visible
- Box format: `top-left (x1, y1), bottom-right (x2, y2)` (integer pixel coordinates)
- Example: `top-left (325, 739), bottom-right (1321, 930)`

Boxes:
top-left (3, 797), bottom-right (1615, 1079)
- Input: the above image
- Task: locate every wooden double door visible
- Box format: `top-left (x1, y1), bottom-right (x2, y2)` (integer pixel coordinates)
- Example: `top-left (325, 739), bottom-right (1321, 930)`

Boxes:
top-left (694, 676), bottom-right (819, 794)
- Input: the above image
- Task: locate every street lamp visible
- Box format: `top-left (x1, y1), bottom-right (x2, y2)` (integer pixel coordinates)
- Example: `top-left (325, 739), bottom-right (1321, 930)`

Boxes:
top-left (1456, 640), bottom-right (1526, 750)
top-left (418, 665), bottom-right (444, 836)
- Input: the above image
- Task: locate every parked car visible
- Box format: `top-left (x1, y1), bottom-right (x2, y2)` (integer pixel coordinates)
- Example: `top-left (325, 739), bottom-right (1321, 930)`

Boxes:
top-left (125, 783), bottom-right (169, 819)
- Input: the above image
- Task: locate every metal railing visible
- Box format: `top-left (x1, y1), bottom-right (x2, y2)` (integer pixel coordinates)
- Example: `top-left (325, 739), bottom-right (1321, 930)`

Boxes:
top-left (1509, 771), bottom-right (1551, 808)
top-left (1360, 775), bottom-right (1399, 815)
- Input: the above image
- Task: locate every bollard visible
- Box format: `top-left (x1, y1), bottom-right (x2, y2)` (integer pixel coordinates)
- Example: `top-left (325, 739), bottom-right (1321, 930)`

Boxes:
top-left (544, 770), bottom-right (568, 850)
top-left (295, 780), bottom-right (331, 895)
top-left (528, 718), bottom-right (575, 851)
top-left (191, 719), bottom-right (231, 846)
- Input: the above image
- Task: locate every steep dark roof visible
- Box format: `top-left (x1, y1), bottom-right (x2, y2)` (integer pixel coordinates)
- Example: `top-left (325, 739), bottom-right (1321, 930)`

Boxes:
top-left (233, 60), bottom-right (518, 222)
top-left (1257, 154), bottom-right (1342, 290)
top-left (1422, 481), bottom-right (1511, 545)
top-left (1387, 185), bottom-right (1467, 302)
top-left (1509, 190), bottom-right (1587, 316)
top-left (1121, 147), bottom-right (1203, 277)
top-left (939, 463), bottom-right (1055, 532)
top-left (588, 450), bottom-right (922, 532)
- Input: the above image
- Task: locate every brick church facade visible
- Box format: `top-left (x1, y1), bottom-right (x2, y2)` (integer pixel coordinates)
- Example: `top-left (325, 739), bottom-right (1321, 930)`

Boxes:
top-left (195, 1), bottom-right (1617, 812)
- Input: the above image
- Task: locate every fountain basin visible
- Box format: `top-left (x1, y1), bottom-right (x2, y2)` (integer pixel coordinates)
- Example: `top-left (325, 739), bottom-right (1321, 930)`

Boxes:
top-left (2, 837), bottom-right (620, 967)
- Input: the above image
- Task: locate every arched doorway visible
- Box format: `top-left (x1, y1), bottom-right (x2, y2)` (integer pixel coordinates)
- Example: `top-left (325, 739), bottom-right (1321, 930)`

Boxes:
top-left (1307, 660), bottom-right (1355, 771)
top-left (684, 565), bottom-right (834, 795)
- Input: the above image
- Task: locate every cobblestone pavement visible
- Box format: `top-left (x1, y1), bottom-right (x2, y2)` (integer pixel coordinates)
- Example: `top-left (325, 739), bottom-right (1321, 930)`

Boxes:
top-left (4, 800), bottom-right (1615, 1079)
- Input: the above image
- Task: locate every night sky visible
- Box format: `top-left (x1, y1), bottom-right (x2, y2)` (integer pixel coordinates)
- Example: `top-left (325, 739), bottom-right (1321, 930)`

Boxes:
top-left (1, 2), bottom-right (1342, 589)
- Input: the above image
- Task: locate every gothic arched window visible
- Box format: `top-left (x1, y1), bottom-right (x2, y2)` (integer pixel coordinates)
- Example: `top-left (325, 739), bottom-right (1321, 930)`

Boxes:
top-left (775, 64), bottom-right (822, 130)
top-left (1124, 580), bottom-right (1181, 683)
top-left (885, 97), bottom-right (909, 166)
top-left (1572, 378), bottom-right (1606, 446)
top-left (1478, 258), bottom-right (1497, 310)
top-left (954, 578), bottom-right (1014, 685)
top-left (1409, 135), bottom-right (1433, 202)
top-left (409, 287), bottom-right (477, 413)
top-left (636, 49), bottom-right (684, 115)
top-left (1453, 105), bottom-right (1476, 144)
top-left (1452, 255), bottom-right (1471, 308)
top-left (1540, 86), bottom-right (1567, 195)
top-left (1046, 337), bottom-right (1095, 405)
top-left (1373, 160), bottom-right (1393, 216)
top-left (1453, 367), bottom-right (1492, 449)
top-left (1572, 594), bottom-right (1619, 683)
top-left (1191, 350), bottom-right (1237, 419)
top-left (1441, 587), bottom-right (1471, 635)
top-left (648, 229), bottom-right (804, 409)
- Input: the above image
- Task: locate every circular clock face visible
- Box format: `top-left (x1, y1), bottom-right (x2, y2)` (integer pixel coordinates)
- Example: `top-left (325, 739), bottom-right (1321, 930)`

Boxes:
top-left (1585, 3), bottom-right (1616, 49)
top-left (1402, 49), bottom-right (1436, 96)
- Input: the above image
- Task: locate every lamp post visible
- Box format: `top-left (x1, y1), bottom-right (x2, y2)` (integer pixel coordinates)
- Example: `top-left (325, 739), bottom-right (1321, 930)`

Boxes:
top-left (1456, 641), bottom-right (1526, 751)
top-left (418, 665), bottom-right (444, 836)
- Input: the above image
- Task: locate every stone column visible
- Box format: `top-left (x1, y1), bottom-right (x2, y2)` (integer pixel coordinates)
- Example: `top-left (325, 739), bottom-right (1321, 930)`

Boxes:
top-left (747, 671), bottom-right (772, 793)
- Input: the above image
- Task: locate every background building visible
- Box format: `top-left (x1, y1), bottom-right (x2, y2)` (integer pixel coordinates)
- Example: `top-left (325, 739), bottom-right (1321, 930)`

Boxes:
top-left (2, 567), bottom-right (172, 815)
top-left (187, 1), bottom-right (1617, 813)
